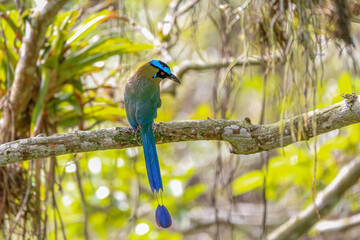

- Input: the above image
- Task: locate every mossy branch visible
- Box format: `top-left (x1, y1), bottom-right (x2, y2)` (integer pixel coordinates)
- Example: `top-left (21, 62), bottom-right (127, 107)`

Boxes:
top-left (0, 94), bottom-right (359, 165)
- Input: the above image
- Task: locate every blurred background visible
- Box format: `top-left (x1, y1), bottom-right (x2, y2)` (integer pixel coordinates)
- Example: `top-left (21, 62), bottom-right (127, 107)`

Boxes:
top-left (1, 0), bottom-right (360, 239)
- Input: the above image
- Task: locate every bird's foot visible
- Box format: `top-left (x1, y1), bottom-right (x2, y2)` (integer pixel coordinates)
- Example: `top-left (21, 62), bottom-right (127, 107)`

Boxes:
top-left (131, 126), bottom-right (138, 133)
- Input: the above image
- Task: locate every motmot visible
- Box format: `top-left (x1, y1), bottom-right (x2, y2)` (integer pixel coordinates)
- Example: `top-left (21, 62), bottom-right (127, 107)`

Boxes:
top-left (124, 60), bottom-right (180, 228)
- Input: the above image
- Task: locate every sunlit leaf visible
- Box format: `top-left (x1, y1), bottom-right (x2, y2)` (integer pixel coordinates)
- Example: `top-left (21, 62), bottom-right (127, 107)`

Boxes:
top-left (190, 104), bottom-right (212, 120)
top-left (66, 10), bottom-right (116, 47)
top-left (64, 37), bottom-right (131, 64)
top-left (59, 39), bottom-right (152, 81)
top-left (63, 41), bottom-right (153, 71)
top-left (182, 184), bottom-right (207, 203)
top-left (1, 11), bottom-right (23, 40)
top-left (232, 170), bottom-right (263, 196)
top-left (333, 72), bottom-right (353, 103)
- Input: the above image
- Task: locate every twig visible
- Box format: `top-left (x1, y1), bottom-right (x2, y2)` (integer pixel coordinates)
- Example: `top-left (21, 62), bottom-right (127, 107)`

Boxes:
top-left (175, 56), bottom-right (264, 80)
top-left (52, 190), bottom-right (66, 240)
top-left (160, 0), bottom-right (201, 37)
top-left (183, 205), bottom-right (285, 238)
top-left (75, 160), bottom-right (89, 240)
top-left (161, 56), bottom-right (266, 94)
top-left (7, 161), bottom-right (33, 240)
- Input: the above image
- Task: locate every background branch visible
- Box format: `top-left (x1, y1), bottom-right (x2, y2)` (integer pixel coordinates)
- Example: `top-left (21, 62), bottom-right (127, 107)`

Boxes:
top-left (178, 156), bottom-right (360, 239)
top-left (0, 94), bottom-right (359, 165)
top-left (160, 0), bottom-right (201, 37)
top-left (162, 56), bottom-right (266, 94)
top-left (175, 56), bottom-right (264, 80)
top-left (313, 213), bottom-right (360, 234)
top-left (267, 155), bottom-right (360, 240)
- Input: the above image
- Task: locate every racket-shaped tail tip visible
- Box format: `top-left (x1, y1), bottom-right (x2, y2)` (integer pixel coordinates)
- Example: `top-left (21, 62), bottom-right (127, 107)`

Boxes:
top-left (155, 204), bottom-right (172, 228)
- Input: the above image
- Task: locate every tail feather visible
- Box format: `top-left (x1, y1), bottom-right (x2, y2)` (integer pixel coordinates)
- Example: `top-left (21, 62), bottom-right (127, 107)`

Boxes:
top-left (140, 123), bottom-right (163, 192)
top-left (156, 204), bottom-right (172, 228)
top-left (140, 123), bottom-right (172, 228)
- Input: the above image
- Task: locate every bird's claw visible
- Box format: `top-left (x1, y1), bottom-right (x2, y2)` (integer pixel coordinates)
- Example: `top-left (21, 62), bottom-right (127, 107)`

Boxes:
top-left (133, 125), bottom-right (142, 145)
top-left (131, 126), bottom-right (138, 133)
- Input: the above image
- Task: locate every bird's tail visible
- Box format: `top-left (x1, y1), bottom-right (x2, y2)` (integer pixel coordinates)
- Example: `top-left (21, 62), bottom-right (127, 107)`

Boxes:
top-left (140, 123), bottom-right (172, 228)
top-left (140, 123), bottom-right (163, 192)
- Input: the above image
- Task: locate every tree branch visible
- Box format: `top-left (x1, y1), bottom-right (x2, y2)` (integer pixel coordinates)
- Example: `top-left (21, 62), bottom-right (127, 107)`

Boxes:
top-left (0, 0), bottom-right (68, 142)
top-left (175, 56), bottom-right (264, 80)
top-left (180, 204), bottom-right (286, 237)
top-left (267, 155), bottom-right (360, 240)
top-left (313, 213), bottom-right (360, 234)
top-left (0, 94), bottom-right (359, 165)
top-left (160, 0), bottom-right (201, 37)
top-left (162, 56), bottom-right (266, 94)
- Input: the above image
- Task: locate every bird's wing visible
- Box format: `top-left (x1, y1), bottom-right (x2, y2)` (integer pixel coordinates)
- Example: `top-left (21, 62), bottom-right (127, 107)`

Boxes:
top-left (124, 93), bottom-right (138, 128)
top-left (135, 89), bottom-right (161, 125)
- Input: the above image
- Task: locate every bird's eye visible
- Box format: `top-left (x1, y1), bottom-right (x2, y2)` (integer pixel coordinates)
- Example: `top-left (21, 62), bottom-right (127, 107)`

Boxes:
top-left (160, 71), bottom-right (165, 76)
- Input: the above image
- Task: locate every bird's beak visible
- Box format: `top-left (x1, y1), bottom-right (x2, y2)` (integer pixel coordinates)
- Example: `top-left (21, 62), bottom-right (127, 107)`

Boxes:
top-left (168, 73), bottom-right (180, 84)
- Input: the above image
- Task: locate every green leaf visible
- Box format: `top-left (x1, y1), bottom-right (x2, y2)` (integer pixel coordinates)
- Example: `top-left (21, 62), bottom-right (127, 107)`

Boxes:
top-left (83, 105), bottom-right (126, 121)
top-left (53, 104), bottom-right (126, 127)
top-left (55, 10), bottom-right (79, 31)
top-left (31, 68), bottom-right (50, 133)
top-left (67, 98), bottom-right (83, 116)
top-left (1, 11), bottom-right (23, 40)
top-left (64, 37), bottom-right (130, 64)
top-left (59, 39), bottom-right (152, 81)
top-left (333, 72), bottom-right (353, 103)
top-left (232, 170), bottom-right (263, 196)
top-left (64, 40), bottom-right (152, 70)
top-left (65, 10), bottom-right (116, 47)
top-left (182, 184), bottom-right (207, 203)
top-left (43, 28), bottom-right (67, 68)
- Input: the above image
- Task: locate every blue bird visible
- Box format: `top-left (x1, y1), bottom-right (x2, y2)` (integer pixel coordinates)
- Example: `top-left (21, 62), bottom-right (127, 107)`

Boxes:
top-left (124, 60), bottom-right (180, 228)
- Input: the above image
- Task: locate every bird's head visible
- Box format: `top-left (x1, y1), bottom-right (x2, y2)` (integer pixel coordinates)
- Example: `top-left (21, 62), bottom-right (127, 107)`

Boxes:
top-left (149, 60), bottom-right (180, 83)
top-left (137, 60), bottom-right (180, 84)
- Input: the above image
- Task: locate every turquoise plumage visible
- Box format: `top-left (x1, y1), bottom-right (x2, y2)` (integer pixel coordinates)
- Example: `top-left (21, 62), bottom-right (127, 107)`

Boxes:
top-left (124, 60), bottom-right (180, 228)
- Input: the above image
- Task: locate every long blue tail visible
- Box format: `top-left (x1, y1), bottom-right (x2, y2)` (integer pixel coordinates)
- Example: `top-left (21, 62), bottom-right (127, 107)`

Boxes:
top-left (140, 123), bottom-right (172, 228)
top-left (140, 123), bottom-right (163, 193)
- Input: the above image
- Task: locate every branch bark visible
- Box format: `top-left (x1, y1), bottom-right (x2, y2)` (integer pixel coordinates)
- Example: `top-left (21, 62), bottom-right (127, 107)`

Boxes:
top-left (313, 213), bottom-right (360, 234)
top-left (0, 94), bottom-right (359, 165)
top-left (0, 0), bottom-right (68, 142)
top-left (267, 155), bottom-right (360, 240)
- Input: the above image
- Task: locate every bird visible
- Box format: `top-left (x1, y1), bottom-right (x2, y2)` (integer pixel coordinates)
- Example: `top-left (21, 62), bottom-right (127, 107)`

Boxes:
top-left (124, 60), bottom-right (180, 228)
